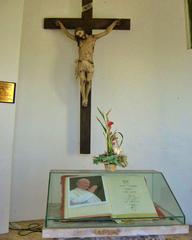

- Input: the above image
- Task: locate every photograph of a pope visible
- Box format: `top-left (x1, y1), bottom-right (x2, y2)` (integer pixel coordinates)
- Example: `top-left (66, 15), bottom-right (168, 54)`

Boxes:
top-left (69, 176), bottom-right (105, 206)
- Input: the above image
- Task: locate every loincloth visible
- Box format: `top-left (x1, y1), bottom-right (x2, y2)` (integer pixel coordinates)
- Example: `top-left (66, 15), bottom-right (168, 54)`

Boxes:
top-left (75, 59), bottom-right (94, 79)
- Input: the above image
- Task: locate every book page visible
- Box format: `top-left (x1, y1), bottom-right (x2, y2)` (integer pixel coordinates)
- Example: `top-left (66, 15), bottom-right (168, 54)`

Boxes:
top-left (103, 175), bottom-right (158, 218)
top-left (64, 175), bottom-right (112, 219)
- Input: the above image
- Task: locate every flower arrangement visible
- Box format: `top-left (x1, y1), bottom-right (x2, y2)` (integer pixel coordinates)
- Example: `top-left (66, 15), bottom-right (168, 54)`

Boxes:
top-left (93, 108), bottom-right (128, 170)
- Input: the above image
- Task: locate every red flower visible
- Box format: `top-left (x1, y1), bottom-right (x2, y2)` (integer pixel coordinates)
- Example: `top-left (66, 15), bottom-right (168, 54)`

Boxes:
top-left (107, 121), bottom-right (114, 128)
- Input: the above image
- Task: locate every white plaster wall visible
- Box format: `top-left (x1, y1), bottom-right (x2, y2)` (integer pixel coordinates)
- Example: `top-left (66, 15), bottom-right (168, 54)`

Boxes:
top-left (0, 0), bottom-right (24, 233)
top-left (10, 0), bottom-right (192, 224)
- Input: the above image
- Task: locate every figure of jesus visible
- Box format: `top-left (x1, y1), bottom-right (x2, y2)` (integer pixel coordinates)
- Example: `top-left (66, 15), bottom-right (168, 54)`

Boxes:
top-left (56, 20), bottom-right (120, 107)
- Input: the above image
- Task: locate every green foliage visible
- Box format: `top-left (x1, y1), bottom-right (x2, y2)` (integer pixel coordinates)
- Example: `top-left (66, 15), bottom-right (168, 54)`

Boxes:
top-left (93, 154), bottom-right (120, 166)
top-left (93, 154), bottom-right (128, 167)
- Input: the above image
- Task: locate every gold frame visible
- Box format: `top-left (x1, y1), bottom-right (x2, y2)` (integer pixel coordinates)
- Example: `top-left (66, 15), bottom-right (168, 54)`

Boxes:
top-left (0, 81), bottom-right (16, 103)
top-left (185, 0), bottom-right (192, 49)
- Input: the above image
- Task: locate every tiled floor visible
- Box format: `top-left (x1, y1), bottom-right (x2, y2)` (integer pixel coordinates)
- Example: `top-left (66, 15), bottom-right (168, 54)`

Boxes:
top-left (0, 221), bottom-right (191, 240)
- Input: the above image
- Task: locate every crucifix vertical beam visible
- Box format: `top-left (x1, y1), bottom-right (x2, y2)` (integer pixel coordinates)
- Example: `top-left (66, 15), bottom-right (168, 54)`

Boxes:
top-left (44, 0), bottom-right (130, 154)
top-left (80, 0), bottom-right (93, 154)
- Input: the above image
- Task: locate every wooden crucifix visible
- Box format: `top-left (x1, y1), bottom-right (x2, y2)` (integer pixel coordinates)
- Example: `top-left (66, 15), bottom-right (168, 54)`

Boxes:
top-left (44, 0), bottom-right (130, 154)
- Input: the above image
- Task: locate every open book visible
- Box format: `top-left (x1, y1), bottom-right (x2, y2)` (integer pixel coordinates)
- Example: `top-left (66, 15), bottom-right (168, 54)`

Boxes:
top-left (60, 174), bottom-right (158, 219)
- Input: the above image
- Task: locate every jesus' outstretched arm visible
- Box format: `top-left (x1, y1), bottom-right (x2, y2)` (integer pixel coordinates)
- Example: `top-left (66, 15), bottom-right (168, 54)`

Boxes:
top-left (56, 20), bottom-right (76, 41)
top-left (94, 20), bottom-right (120, 40)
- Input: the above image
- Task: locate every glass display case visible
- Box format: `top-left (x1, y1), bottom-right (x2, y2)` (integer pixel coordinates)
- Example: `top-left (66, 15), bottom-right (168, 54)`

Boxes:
top-left (44, 170), bottom-right (186, 230)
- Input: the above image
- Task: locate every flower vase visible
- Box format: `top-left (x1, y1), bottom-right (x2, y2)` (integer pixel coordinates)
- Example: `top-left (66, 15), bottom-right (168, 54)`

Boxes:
top-left (104, 163), bottom-right (117, 172)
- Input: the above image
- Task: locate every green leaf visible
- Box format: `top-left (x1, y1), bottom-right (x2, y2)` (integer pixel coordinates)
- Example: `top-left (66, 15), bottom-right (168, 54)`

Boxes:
top-left (117, 132), bottom-right (124, 146)
top-left (106, 109), bottom-right (112, 116)
top-left (97, 117), bottom-right (107, 133)
top-left (97, 107), bottom-right (107, 123)
top-left (106, 109), bottom-right (111, 122)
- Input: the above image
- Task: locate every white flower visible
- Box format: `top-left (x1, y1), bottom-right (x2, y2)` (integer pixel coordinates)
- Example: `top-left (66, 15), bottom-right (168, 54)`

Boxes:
top-left (113, 146), bottom-right (122, 155)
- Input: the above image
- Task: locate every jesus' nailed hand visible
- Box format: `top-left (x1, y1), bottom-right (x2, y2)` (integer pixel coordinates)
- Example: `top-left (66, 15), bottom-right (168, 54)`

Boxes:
top-left (56, 19), bottom-right (120, 107)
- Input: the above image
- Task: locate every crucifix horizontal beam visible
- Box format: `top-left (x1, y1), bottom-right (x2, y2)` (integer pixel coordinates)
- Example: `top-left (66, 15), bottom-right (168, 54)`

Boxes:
top-left (44, 18), bottom-right (130, 30)
top-left (44, 0), bottom-right (130, 154)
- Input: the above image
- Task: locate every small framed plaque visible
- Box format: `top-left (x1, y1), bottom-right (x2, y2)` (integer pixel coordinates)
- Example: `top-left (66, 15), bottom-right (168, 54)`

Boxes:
top-left (185, 0), bottom-right (192, 48)
top-left (0, 81), bottom-right (16, 103)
